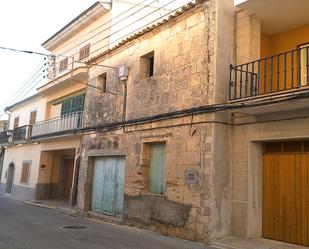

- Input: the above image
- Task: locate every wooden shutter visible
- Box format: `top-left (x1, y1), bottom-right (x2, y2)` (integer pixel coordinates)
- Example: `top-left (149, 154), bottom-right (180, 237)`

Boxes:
top-left (79, 44), bottom-right (91, 60)
top-left (149, 143), bottom-right (166, 194)
top-left (29, 111), bottom-right (37, 125)
top-left (59, 58), bottom-right (68, 72)
top-left (20, 162), bottom-right (31, 184)
top-left (13, 117), bottom-right (19, 129)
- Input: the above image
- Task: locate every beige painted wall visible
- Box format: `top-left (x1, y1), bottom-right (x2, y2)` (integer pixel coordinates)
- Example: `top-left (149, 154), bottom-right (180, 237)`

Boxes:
top-left (49, 11), bottom-right (112, 77)
top-left (40, 137), bottom-right (81, 151)
top-left (231, 107), bottom-right (309, 238)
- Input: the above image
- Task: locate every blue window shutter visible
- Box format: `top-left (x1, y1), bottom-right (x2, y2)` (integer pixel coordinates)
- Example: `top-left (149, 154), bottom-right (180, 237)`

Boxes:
top-left (149, 143), bottom-right (166, 194)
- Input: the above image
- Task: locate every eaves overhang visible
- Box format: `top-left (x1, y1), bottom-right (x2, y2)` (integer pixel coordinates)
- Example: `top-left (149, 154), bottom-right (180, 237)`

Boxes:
top-left (42, 1), bottom-right (111, 51)
top-left (236, 0), bottom-right (309, 35)
top-left (4, 93), bottom-right (42, 113)
top-left (86, 0), bottom-right (201, 63)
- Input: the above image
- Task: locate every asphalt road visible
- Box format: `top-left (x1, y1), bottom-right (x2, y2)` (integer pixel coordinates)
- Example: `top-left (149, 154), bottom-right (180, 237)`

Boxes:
top-left (0, 197), bottom-right (215, 249)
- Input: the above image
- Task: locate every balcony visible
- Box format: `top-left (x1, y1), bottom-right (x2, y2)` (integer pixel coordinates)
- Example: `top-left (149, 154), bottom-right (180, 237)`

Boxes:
top-left (229, 46), bottom-right (309, 101)
top-left (12, 126), bottom-right (32, 142)
top-left (38, 56), bottom-right (88, 95)
top-left (31, 111), bottom-right (84, 138)
top-left (0, 130), bottom-right (10, 145)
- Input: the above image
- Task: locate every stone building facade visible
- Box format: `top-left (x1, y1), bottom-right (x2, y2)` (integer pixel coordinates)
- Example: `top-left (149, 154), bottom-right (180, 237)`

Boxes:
top-left (77, 0), bottom-right (234, 243)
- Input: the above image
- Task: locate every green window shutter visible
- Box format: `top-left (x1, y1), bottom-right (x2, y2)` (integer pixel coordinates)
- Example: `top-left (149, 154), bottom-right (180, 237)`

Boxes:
top-left (149, 143), bottom-right (166, 194)
top-left (61, 94), bottom-right (85, 115)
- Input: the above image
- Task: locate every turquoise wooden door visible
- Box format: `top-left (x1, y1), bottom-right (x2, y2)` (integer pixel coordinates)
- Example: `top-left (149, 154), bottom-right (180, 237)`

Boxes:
top-left (149, 143), bottom-right (166, 194)
top-left (91, 157), bottom-right (125, 217)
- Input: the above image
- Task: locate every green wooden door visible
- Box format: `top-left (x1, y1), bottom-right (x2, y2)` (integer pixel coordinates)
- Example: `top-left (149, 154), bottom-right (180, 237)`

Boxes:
top-left (149, 143), bottom-right (166, 194)
top-left (91, 157), bottom-right (125, 217)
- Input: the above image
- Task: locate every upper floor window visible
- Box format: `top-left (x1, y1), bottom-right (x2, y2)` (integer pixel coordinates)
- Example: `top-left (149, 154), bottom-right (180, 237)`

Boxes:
top-left (13, 117), bottom-right (19, 129)
top-left (59, 58), bottom-right (68, 73)
top-left (79, 44), bottom-right (91, 61)
top-left (61, 94), bottom-right (85, 116)
top-left (140, 51), bottom-right (154, 79)
top-left (97, 73), bottom-right (107, 94)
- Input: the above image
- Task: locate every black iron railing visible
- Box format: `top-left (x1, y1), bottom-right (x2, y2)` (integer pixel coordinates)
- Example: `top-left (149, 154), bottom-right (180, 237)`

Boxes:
top-left (12, 125), bottom-right (31, 141)
top-left (229, 46), bottom-right (309, 100)
top-left (0, 130), bottom-right (10, 145)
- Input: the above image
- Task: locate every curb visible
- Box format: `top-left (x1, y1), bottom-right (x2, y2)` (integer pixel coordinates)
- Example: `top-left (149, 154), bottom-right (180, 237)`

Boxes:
top-left (23, 201), bottom-right (55, 210)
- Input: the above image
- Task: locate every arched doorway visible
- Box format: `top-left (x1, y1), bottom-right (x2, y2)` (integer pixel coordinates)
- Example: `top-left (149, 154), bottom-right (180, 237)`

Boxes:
top-left (6, 163), bottom-right (14, 194)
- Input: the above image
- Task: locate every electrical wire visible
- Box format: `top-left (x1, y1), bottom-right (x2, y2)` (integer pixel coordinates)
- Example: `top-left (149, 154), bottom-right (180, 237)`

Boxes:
top-left (6, 64), bottom-right (46, 105)
top-left (71, 0), bottom-right (179, 60)
top-left (46, 0), bottom-right (184, 80)
top-left (4, 0), bottom-right (192, 108)
top-left (0, 46), bottom-right (50, 57)
top-left (78, 91), bottom-right (309, 135)
top-left (55, 0), bottom-right (163, 58)
top-left (80, 0), bottom-right (181, 61)
top-left (7, 72), bottom-right (45, 106)
top-left (6, 62), bottom-right (44, 103)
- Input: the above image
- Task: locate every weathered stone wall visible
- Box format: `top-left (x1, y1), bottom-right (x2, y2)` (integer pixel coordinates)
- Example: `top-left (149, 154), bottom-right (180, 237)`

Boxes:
top-left (78, 0), bottom-right (235, 243)
top-left (78, 115), bottom-right (215, 242)
top-left (84, 2), bottom-right (215, 128)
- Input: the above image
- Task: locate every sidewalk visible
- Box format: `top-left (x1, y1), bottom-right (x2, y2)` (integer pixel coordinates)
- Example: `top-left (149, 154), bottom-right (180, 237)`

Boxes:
top-left (212, 236), bottom-right (308, 249)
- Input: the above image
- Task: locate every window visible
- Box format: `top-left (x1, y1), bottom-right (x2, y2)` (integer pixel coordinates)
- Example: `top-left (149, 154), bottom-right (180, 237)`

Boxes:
top-left (140, 51), bottom-right (154, 79)
top-left (29, 111), bottom-right (37, 125)
top-left (20, 161), bottom-right (31, 184)
top-left (79, 44), bottom-right (91, 61)
top-left (149, 143), bottom-right (166, 194)
top-left (97, 73), bottom-right (107, 94)
top-left (13, 117), bottom-right (19, 129)
top-left (61, 94), bottom-right (85, 116)
top-left (59, 58), bottom-right (68, 72)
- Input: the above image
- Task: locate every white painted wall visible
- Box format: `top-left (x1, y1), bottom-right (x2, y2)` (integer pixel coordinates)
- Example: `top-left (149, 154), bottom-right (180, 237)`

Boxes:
top-left (8, 96), bottom-right (46, 130)
top-left (1, 143), bottom-right (41, 189)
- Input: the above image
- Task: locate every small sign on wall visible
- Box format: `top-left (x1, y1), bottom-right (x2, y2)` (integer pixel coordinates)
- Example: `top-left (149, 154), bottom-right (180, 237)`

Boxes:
top-left (185, 170), bottom-right (199, 185)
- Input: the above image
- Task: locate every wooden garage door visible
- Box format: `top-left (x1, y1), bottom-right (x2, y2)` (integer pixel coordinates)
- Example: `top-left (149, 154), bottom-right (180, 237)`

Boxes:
top-left (263, 142), bottom-right (309, 246)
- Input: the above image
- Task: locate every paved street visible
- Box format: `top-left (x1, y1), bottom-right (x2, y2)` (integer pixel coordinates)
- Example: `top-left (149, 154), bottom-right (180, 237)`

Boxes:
top-left (0, 197), bottom-right (214, 249)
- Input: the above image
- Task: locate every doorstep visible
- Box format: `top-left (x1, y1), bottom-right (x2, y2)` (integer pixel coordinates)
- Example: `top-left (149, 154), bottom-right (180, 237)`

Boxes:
top-left (212, 236), bottom-right (308, 249)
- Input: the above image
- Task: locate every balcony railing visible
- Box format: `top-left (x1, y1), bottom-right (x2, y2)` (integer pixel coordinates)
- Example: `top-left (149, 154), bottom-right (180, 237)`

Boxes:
top-left (229, 46), bottom-right (309, 100)
top-left (31, 111), bottom-right (84, 138)
top-left (0, 130), bottom-right (10, 145)
top-left (12, 125), bottom-right (32, 142)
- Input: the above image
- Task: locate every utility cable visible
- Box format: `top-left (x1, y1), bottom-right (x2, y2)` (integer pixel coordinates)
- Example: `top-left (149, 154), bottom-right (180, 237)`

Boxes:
top-left (68, 0), bottom-right (179, 59)
top-left (0, 46), bottom-right (50, 57)
top-left (7, 72), bottom-right (45, 106)
top-left (56, 0), bottom-right (162, 58)
top-left (7, 64), bottom-right (45, 104)
top-left (6, 62), bottom-right (44, 103)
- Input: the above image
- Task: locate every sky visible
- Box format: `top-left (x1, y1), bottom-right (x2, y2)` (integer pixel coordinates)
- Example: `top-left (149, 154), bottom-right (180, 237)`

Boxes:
top-left (0, 0), bottom-right (243, 120)
top-left (0, 0), bottom-right (97, 118)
